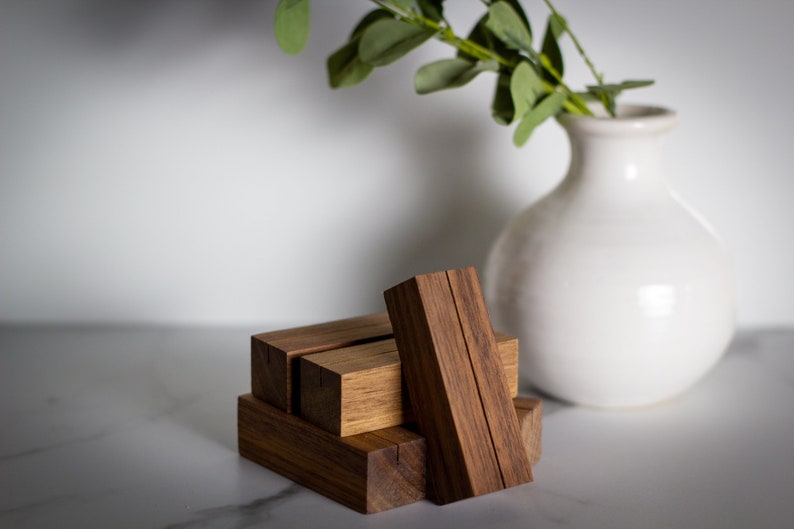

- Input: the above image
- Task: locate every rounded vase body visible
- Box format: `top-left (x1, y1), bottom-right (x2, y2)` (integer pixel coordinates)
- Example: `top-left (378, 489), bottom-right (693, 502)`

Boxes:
top-left (484, 106), bottom-right (734, 407)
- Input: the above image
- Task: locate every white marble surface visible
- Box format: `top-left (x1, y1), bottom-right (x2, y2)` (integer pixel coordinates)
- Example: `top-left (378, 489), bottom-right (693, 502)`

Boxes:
top-left (1, 326), bottom-right (792, 528)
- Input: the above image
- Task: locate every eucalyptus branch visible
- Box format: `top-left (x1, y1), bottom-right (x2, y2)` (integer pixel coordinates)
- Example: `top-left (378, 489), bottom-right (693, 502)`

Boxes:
top-left (374, 0), bottom-right (590, 115)
top-left (274, 0), bottom-right (654, 145)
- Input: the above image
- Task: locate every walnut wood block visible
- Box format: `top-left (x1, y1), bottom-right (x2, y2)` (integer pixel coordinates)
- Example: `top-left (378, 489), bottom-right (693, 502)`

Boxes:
top-left (251, 312), bottom-right (393, 413)
top-left (383, 267), bottom-right (533, 505)
top-left (514, 397), bottom-right (543, 467)
top-left (299, 333), bottom-right (519, 437)
top-left (237, 394), bottom-right (425, 514)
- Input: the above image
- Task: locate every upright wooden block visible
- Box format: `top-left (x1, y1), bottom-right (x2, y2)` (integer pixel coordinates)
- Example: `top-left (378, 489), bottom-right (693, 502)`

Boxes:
top-left (299, 333), bottom-right (519, 436)
top-left (251, 312), bottom-right (393, 413)
top-left (514, 397), bottom-right (543, 467)
top-left (383, 267), bottom-right (533, 504)
top-left (237, 394), bottom-right (426, 514)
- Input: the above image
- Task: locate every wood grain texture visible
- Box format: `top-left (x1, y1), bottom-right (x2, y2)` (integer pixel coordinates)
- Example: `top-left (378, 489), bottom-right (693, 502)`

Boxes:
top-left (514, 397), bottom-right (543, 467)
top-left (299, 333), bottom-right (519, 436)
top-left (251, 312), bottom-right (393, 413)
top-left (237, 394), bottom-right (425, 514)
top-left (383, 267), bottom-right (533, 504)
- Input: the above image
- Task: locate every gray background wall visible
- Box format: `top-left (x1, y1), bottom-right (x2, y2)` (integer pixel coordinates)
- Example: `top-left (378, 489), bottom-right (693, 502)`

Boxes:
top-left (2, 0), bottom-right (792, 328)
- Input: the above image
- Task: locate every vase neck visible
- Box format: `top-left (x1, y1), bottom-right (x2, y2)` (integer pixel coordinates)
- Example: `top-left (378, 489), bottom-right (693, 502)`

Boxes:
top-left (557, 105), bottom-right (678, 197)
top-left (568, 135), bottom-right (665, 189)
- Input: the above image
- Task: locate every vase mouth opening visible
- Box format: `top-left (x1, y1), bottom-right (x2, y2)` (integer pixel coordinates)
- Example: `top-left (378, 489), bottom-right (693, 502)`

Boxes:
top-left (557, 104), bottom-right (678, 136)
top-left (591, 104), bottom-right (673, 119)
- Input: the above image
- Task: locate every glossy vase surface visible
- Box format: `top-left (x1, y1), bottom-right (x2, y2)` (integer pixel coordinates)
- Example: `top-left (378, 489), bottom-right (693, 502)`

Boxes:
top-left (484, 105), bottom-right (734, 407)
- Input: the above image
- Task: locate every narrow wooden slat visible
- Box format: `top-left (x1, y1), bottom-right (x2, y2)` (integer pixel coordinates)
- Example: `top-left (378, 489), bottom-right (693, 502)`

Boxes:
top-left (387, 270), bottom-right (502, 502)
top-left (384, 267), bottom-right (533, 504)
top-left (445, 267), bottom-right (533, 489)
top-left (299, 333), bottom-right (519, 436)
top-left (514, 397), bottom-right (543, 467)
top-left (251, 312), bottom-right (393, 413)
top-left (237, 394), bottom-right (425, 514)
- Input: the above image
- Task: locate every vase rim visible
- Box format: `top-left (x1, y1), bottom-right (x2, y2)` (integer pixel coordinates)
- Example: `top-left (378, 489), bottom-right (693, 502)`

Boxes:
top-left (557, 104), bottom-right (678, 136)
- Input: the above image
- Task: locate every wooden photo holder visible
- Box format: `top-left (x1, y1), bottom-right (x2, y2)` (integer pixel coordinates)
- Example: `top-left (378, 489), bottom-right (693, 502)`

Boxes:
top-left (238, 394), bottom-right (426, 514)
top-left (384, 267), bottom-right (533, 504)
top-left (251, 312), bottom-right (393, 413)
top-left (299, 333), bottom-right (519, 436)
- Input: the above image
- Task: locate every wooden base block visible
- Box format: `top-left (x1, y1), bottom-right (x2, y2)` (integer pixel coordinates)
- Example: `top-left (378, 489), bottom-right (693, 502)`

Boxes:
top-left (384, 267), bottom-right (533, 505)
top-left (251, 313), bottom-right (393, 413)
top-left (514, 397), bottom-right (543, 467)
top-left (237, 394), bottom-right (426, 514)
top-left (299, 333), bottom-right (519, 436)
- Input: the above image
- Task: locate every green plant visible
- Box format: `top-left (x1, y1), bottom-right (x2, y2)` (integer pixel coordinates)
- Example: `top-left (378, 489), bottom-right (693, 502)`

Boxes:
top-left (274, 0), bottom-right (653, 146)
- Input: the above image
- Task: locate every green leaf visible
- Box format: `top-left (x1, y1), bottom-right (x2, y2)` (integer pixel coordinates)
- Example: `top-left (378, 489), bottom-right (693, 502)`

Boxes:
top-left (390, 0), bottom-right (417, 11)
top-left (325, 9), bottom-right (393, 89)
top-left (359, 18), bottom-right (437, 66)
top-left (510, 61), bottom-right (543, 121)
top-left (350, 9), bottom-right (393, 40)
top-left (274, 0), bottom-right (310, 55)
top-left (604, 79), bottom-right (656, 91)
top-left (491, 71), bottom-right (514, 125)
top-left (414, 58), bottom-right (498, 94)
top-left (502, 0), bottom-right (532, 37)
top-left (585, 80), bottom-right (655, 98)
top-left (485, 1), bottom-right (533, 53)
top-left (585, 80), bottom-right (655, 116)
top-left (459, 14), bottom-right (511, 62)
top-left (513, 92), bottom-right (566, 147)
top-left (417, 0), bottom-right (444, 22)
top-left (327, 39), bottom-right (374, 88)
top-left (541, 14), bottom-right (565, 83)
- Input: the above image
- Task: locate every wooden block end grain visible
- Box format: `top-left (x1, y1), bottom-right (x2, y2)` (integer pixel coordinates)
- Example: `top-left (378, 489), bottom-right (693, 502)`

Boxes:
top-left (514, 397), bottom-right (543, 467)
top-left (384, 267), bottom-right (533, 505)
top-left (237, 394), bottom-right (426, 514)
top-left (251, 312), bottom-right (393, 414)
top-left (299, 339), bottom-right (410, 436)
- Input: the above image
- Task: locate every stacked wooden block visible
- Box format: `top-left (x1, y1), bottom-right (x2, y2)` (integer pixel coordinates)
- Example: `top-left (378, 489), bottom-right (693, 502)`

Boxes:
top-left (238, 267), bottom-right (542, 514)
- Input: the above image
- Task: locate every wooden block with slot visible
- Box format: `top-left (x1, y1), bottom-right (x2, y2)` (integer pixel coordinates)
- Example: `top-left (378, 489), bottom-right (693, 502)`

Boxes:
top-left (251, 312), bottom-right (392, 413)
top-left (383, 267), bottom-right (533, 504)
top-left (237, 394), bottom-right (425, 514)
top-left (299, 333), bottom-right (519, 437)
top-left (514, 397), bottom-right (543, 467)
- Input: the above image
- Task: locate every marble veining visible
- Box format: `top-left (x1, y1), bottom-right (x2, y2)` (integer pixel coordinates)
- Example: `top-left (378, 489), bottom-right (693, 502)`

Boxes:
top-left (0, 428), bottom-right (115, 463)
top-left (161, 483), bottom-right (303, 529)
top-left (1, 326), bottom-right (793, 529)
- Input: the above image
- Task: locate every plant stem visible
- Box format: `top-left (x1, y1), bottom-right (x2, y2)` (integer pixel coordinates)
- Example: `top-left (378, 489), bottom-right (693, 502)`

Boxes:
top-left (542, 0), bottom-right (611, 116)
top-left (540, 61), bottom-right (591, 115)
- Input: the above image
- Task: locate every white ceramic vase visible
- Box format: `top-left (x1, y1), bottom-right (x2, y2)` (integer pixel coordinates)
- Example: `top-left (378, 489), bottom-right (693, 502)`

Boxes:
top-left (483, 105), bottom-right (735, 408)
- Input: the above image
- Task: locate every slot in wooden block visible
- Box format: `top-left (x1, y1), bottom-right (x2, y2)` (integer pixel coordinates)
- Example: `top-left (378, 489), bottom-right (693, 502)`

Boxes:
top-left (237, 394), bottom-right (426, 514)
top-left (299, 333), bottom-right (519, 437)
top-left (384, 267), bottom-right (533, 505)
top-left (514, 397), bottom-right (543, 467)
top-left (251, 312), bottom-right (393, 413)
